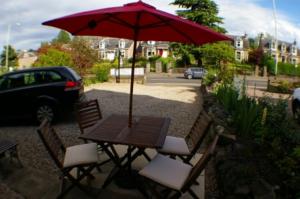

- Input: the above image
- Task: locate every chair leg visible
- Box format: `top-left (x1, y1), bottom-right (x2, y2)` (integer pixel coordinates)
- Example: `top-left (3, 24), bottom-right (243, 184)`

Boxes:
top-left (169, 192), bottom-right (181, 199)
top-left (188, 189), bottom-right (199, 199)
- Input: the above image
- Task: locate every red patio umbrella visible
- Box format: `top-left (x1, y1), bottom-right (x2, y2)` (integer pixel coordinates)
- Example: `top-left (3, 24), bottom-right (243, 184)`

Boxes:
top-left (43, 0), bottom-right (231, 127)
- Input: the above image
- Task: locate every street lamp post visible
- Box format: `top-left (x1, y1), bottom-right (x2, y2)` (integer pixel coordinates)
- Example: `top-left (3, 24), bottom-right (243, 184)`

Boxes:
top-left (272, 0), bottom-right (278, 75)
top-left (5, 23), bottom-right (21, 69)
top-left (5, 24), bottom-right (11, 68)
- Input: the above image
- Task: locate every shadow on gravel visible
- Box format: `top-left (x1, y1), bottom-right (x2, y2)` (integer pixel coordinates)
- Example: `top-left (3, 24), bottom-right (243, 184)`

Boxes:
top-left (0, 87), bottom-right (202, 199)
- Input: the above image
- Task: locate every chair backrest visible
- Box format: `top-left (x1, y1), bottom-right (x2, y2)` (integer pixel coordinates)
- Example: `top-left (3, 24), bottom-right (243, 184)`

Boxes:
top-left (37, 119), bottom-right (66, 169)
top-left (185, 110), bottom-right (213, 158)
top-left (181, 135), bottom-right (219, 192)
top-left (76, 99), bottom-right (102, 134)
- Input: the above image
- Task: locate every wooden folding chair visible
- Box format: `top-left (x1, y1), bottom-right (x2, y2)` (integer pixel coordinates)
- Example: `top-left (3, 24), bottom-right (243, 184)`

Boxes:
top-left (76, 99), bottom-right (102, 134)
top-left (157, 110), bottom-right (213, 164)
top-left (76, 99), bottom-right (119, 164)
top-left (37, 119), bottom-right (99, 198)
top-left (139, 135), bottom-right (219, 199)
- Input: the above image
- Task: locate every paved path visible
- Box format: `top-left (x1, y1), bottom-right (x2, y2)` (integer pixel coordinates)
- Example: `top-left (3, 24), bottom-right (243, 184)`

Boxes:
top-left (145, 73), bottom-right (202, 87)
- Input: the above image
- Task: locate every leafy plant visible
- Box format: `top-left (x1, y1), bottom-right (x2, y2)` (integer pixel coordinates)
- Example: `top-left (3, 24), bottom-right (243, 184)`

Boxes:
top-left (92, 62), bottom-right (111, 82)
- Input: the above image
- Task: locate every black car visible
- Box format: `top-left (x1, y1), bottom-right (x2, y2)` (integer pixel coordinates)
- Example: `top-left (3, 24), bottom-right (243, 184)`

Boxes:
top-left (184, 67), bottom-right (207, 79)
top-left (292, 88), bottom-right (300, 122)
top-left (0, 66), bottom-right (84, 123)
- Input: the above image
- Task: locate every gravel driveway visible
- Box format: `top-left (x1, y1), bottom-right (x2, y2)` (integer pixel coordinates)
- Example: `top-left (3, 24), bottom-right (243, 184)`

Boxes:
top-left (0, 83), bottom-right (202, 175)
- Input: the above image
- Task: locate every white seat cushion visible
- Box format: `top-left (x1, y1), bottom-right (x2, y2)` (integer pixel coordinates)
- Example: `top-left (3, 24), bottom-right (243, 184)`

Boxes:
top-left (157, 136), bottom-right (190, 155)
top-left (139, 154), bottom-right (192, 190)
top-left (63, 143), bottom-right (98, 168)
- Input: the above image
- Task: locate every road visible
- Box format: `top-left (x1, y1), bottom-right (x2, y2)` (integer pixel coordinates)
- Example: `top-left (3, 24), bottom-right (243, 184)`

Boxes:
top-left (145, 73), bottom-right (202, 87)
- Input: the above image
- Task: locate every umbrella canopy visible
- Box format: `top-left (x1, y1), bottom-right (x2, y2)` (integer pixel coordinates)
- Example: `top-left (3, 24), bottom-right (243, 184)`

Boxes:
top-left (43, 0), bottom-right (231, 127)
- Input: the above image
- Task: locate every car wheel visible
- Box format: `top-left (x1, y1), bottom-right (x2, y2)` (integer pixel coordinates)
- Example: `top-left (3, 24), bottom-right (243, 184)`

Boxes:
top-left (36, 103), bottom-right (55, 123)
top-left (187, 74), bottom-right (192, 79)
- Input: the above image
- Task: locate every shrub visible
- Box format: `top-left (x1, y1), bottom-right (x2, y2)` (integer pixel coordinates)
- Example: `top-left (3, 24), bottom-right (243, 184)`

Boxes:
top-left (159, 57), bottom-right (175, 72)
top-left (276, 62), bottom-right (300, 76)
top-left (202, 69), bottom-right (217, 86)
top-left (92, 62), bottom-right (111, 82)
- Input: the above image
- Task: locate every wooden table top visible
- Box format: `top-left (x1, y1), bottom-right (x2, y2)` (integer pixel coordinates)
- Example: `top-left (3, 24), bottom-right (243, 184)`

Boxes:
top-left (79, 114), bottom-right (171, 149)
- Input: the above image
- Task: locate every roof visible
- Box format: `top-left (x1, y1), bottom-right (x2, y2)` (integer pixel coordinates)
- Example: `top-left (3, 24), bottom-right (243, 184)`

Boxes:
top-left (1, 66), bottom-right (70, 76)
top-left (100, 38), bottom-right (133, 50)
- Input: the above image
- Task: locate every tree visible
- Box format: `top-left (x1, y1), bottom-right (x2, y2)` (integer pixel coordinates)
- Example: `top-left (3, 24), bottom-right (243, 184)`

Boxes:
top-left (52, 30), bottom-right (71, 44)
top-left (171, 0), bottom-right (227, 67)
top-left (33, 48), bottom-right (73, 67)
top-left (171, 0), bottom-right (226, 33)
top-left (0, 45), bottom-right (18, 67)
top-left (70, 37), bottom-right (98, 75)
top-left (200, 42), bottom-right (234, 69)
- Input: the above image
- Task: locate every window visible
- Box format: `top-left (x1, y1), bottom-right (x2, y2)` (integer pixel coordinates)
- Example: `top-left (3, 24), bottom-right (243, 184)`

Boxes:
top-left (292, 47), bottom-right (296, 54)
top-left (272, 42), bottom-right (275, 49)
top-left (34, 71), bottom-right (63, 84)
top-left (6, 73), bottom-right (27, 89)
top-left (236, 51), bottom-right (241, 60)
top-left (0, 76), bottom-right (7, 90)
top-left (292, 59), bottom-right (296, 65)
top-left (237, 41), bottom-right (241, 47)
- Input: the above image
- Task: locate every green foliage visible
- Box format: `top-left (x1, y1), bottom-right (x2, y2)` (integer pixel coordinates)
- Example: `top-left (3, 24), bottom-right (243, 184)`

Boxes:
top-left (33, 48), bottom-right (73, 67)
top-left (52, 30), bottom-right (71, 44)
top-left (92, 62), bottom-right (111, 82)
top-left (202, 68), bottom-right (217, 86)
top-left (234, 63), bottom-right (253, 75)
top-left (216, 86), bottom-right (300, 196)
top-left (171, 0), bottom-right (226, 33)
top-left (0, 45), bottom-right (18, 67)
top-left (215, 83), bottom-right (262, 137)
top-left (267, 80), bottom-right (292, 94)
top-left (200, 42), bottom-right (235, 68)
top-left (83, 77), bottom-right (98, 86)
top-left (171, 0), bottom-right (228, 67)
top-left (159, 57), bottom-right (175, 72)
top-left (0, 67), bottom-right (8, 75)
top-left (128, 57), bottom-right (147, 68)
top-left (70, 37), bottom-right (98, 75)
top-left (277, 62), bottom-right (300, 76)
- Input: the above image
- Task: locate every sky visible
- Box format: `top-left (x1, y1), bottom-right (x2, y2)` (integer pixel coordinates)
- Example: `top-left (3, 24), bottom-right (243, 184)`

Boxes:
top-left (1, 0), bottom-right (300, 51)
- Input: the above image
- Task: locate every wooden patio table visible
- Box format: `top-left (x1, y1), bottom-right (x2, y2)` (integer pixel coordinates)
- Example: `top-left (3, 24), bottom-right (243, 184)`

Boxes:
top-left (78, 114), bottom-right (171, 188)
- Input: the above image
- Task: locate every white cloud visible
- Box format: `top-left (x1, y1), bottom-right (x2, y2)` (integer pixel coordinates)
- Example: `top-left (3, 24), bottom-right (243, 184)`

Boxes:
top-left (1, 0), bottom-right (300, 51)
top-left (0, 0), bottom-right (175, 51)
top-left (215, 0), bottom-right (300, 46)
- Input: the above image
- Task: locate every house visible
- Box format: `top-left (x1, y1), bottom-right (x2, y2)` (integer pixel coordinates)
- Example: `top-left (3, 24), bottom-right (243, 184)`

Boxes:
top-left (94, 38), bottom-right (134, 61)
top-left (17, 50), bottom-right (37, 68)
top-left (229, 34), bottom-right (250, 62)
top-left (263, 39), bottom-right (299, 65)
top-left (231, 34), bottom-right (300, 65)
top-left (138, 41), bottom-right (170, 59)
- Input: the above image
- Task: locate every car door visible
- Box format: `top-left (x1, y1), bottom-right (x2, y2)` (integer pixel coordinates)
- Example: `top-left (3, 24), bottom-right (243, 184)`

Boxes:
top-left (0, 75), bottom-right (10, 117)
top-left (193, 68), bottom-right (201, 78)
top-left (0, 73), bottom-right (28, 117)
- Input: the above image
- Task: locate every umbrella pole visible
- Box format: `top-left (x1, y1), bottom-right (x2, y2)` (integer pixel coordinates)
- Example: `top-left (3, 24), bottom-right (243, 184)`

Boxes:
top-left (128, 38), bottom-right (138, 128)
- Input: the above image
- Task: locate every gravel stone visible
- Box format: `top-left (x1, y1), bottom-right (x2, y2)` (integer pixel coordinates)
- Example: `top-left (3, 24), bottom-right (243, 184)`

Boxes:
top-left (0, 83), bottom-right (202, 175)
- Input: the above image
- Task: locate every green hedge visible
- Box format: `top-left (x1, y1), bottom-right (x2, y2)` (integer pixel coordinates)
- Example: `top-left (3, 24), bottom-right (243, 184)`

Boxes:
top-left (277, 62), bottom-right (300, 76)
top-left (92, 62), bottom-right (111, 82)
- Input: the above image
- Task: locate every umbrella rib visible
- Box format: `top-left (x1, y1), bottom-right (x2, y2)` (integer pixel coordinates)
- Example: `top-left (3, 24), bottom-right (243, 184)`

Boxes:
top-left (139, 20), bottom-right (172, 29)
top-left (148, 13), bottom-right (197, 44)
top-left (106, 13), bottom-right (135, 29)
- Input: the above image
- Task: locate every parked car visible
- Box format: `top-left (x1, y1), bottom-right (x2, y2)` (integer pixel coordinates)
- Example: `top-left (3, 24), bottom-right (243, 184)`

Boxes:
top-left (184, 67), bottom-right (207, 79)
top-left (0, 66), bottom-right (84, 123)
top-left (292, 88), bottom-right (300, 122)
